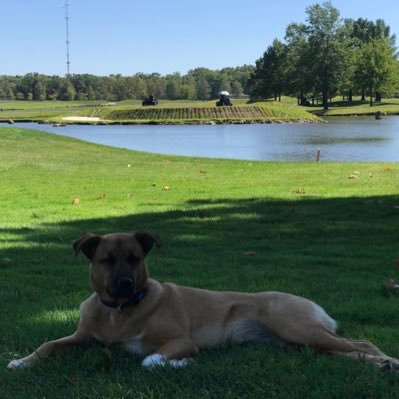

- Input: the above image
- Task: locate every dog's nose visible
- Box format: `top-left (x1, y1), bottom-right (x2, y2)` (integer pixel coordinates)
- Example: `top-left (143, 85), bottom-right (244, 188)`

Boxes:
top-left (109, 275), bottom-right (135, 298)
top-left (118, 276), bottom-right (134, 291)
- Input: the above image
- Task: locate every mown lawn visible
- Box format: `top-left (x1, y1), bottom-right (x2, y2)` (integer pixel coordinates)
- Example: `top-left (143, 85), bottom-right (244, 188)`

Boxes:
top-left (1, 126), bottom-right (399, 398)
top-left (304, 97), bottom-right (399, 117)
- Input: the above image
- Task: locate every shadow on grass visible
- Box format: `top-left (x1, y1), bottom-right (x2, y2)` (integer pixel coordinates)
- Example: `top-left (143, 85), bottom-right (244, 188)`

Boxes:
top-left (1, 194), bottom-right (399, 348)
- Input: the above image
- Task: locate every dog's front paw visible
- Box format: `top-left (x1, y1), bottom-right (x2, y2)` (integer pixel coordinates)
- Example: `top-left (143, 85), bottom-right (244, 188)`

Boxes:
top-left (7, 359), bottom-right (28, 370)
top-left (142, 353), bottom-right (167, 368)
top-left (169, 358), bottom-right (192, 368)
top-left (142, 354), bottom-right (191, 368)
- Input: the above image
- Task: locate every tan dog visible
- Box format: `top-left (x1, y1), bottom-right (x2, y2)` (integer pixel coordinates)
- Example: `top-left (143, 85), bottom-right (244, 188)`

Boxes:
top-left (7, 231), bottom-right (399, 371)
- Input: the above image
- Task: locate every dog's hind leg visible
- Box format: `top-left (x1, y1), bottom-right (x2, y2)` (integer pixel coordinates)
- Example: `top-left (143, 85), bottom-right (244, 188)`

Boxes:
top-left (7, 332), bottom-right (92, 369)
top-left (332, 350), bottom-right (399, 372)
top-left (304, 327), bottom-right (399, 371)
top-left (142, 338), bottom-right (199, 368)
top-left (329, 336), bottom-right (399, 371)
top-left (257, 293), bottom-right (399, 371)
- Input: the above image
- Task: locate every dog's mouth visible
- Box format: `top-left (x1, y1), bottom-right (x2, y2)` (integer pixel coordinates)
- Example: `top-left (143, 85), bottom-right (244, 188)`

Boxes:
top-left (107, 276), bottom-right (135, 299)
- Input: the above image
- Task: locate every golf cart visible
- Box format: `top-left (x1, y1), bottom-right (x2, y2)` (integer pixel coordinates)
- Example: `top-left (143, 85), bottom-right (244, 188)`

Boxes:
top-left (142, 95), bottom-right (158, 106)
top-left (216, 91), bottom-right (232, 106)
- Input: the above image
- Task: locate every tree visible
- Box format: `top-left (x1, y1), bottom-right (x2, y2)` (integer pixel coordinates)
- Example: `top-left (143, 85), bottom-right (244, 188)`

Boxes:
top-left (145, 73), bottom-right (166, 99)
top-left (187, 68), bottom-right (215, 100)
top-left (305, 1), bottom-right (348, 109)
top-left (16, 73), bottom-right (37, 100)
top-left (195, 76), bottom-right (211, 100)
top-left (128, 75), bottom-right (147, 99)
top-left (345, 17), bottom-right (398, 101)
top-left (59, 80), bottom-right (76, 101)
top-left (165, 73), bottom-right (182, 100)
top-left (284, 23), bottom-right (315, 103)
top-left (0, 76), bottom-right (16, 100)
top-left (33, 79), bottom-right (46, 101)
top-left (230, 80), bottom-right (243, 97)
top-left (354, 38), bottom-right (398, 106)
top-left (180, 76), bottom-right (196, 99)
top-left (249, 39), bottom-right (287, 101)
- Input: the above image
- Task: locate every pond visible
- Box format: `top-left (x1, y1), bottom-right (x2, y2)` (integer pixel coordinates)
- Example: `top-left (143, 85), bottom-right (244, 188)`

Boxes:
top-left (3, 116), bottom-right (399, 161)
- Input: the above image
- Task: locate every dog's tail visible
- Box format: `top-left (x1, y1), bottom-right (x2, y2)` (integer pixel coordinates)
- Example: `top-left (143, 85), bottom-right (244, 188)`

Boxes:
top-left (311, 302), bottom-right (337, 332)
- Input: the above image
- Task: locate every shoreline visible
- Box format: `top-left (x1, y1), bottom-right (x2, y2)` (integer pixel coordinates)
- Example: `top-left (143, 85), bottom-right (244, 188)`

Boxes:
top-left (1, 117), bottom-right (321, 126)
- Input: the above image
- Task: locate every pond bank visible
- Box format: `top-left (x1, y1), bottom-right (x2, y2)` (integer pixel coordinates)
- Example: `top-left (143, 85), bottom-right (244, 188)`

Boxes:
top-left (57, 118), bottom-right (320, 126)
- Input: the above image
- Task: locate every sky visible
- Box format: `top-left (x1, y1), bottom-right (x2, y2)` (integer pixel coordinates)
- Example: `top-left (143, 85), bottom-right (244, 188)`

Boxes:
top-left (1, 0), bottom-right (399, 77)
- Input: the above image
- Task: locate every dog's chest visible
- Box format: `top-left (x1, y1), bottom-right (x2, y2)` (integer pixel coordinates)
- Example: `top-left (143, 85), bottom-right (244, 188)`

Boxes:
top-left (123, 333), bottom-right (146, 355)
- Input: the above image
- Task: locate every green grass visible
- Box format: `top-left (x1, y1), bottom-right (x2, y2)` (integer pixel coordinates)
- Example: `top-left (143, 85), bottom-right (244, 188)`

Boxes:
top-left (1, 126), bottom-right (399, 398)
top-left (305, 97), bottom-right (399, 117)
top-left (0, 100), bottom-right (106, 122)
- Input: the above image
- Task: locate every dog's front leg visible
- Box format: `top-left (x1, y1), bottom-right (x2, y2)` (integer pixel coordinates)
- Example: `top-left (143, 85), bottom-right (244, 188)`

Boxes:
top-left (142, 338), bottom-right (199, 368)
top-left (7, 332), bottom-right (92, 369)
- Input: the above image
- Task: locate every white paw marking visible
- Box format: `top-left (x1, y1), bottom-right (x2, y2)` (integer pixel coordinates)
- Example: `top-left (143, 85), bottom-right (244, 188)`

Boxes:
top-left (169, 358), bottom-right (190, 368)
top-left (7, 359), bottom-right (27, 370)
top-left (142, 353), bottom-right (166, 367)
top-left (124, 333), bottom-right (145, 355)
top-left (141, 353), bottom-right (190, 368)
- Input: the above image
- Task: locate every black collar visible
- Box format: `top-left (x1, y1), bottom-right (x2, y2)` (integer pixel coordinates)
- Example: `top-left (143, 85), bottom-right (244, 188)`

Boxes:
top-left (100, 289), bottom-right (146, 313)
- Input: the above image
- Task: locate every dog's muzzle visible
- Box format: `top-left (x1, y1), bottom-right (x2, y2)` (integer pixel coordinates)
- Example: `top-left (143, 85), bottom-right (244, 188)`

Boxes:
top-left (108, 275), bottom-right (135, 298)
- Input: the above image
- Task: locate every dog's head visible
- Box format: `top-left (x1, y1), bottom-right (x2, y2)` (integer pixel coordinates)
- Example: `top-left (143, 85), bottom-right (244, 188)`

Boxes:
top-left (73, 231), bottom-right (160, 302)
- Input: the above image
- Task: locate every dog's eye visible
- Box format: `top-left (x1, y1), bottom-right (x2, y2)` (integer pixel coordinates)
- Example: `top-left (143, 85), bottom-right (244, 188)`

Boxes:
top-left (100, 254), bottom-right (115, 264)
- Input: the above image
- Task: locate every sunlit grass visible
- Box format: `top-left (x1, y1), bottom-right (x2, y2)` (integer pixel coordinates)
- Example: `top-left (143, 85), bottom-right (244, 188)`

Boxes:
top-left (303, 96), bottom-right (399, 116)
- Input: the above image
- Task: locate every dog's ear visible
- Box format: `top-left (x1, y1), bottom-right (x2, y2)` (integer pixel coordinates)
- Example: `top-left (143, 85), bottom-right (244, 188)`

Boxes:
top-left (134, 231), bottom-right (160, 256)
top-left (73, 233), bottom-right (101, 260)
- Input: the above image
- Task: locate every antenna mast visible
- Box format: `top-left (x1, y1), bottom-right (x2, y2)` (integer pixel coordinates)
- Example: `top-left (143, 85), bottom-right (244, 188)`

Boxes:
top-left (65, 0), bottom-right (71, 76)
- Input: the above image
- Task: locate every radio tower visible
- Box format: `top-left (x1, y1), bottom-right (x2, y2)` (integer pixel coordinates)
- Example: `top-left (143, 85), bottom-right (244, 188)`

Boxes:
top-left (65, 0), bottom-right (71, 76)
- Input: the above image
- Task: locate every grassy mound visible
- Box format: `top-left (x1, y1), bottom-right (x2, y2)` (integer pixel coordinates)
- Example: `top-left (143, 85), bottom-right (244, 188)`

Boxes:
top-left (92, 100), bottom-right (319, 123)
top-left (106, 105), bottom-right (268, 120)
top-left (0, 99), bottom-right (319, 124)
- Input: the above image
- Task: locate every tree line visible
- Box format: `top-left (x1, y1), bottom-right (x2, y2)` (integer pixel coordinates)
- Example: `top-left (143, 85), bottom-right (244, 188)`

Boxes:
top-left (2, 1), bottom-right (398, 108)
top-left (249, 1), bottom-right (399, 108)
top-left (0, 66), bottom-right (253, 102)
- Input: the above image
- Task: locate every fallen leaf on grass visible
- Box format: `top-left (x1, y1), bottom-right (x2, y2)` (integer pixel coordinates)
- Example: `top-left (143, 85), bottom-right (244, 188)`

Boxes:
top-left (369, 173), bottom-right (373, 177)
top-left (292, 188), bottom-right (305, 194)
top-left (96, 193), bottom-right (106, 200)
top-left (163, 185), bottom-right (171, 191)
top-left (71, 198), bottom-right (80, 205)
top-left (384, 168), bottom-right (392, 172)
top-left (243, 251), bottom-right (256, 256)
top-left (348, 174), bottom-right (358, 179)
